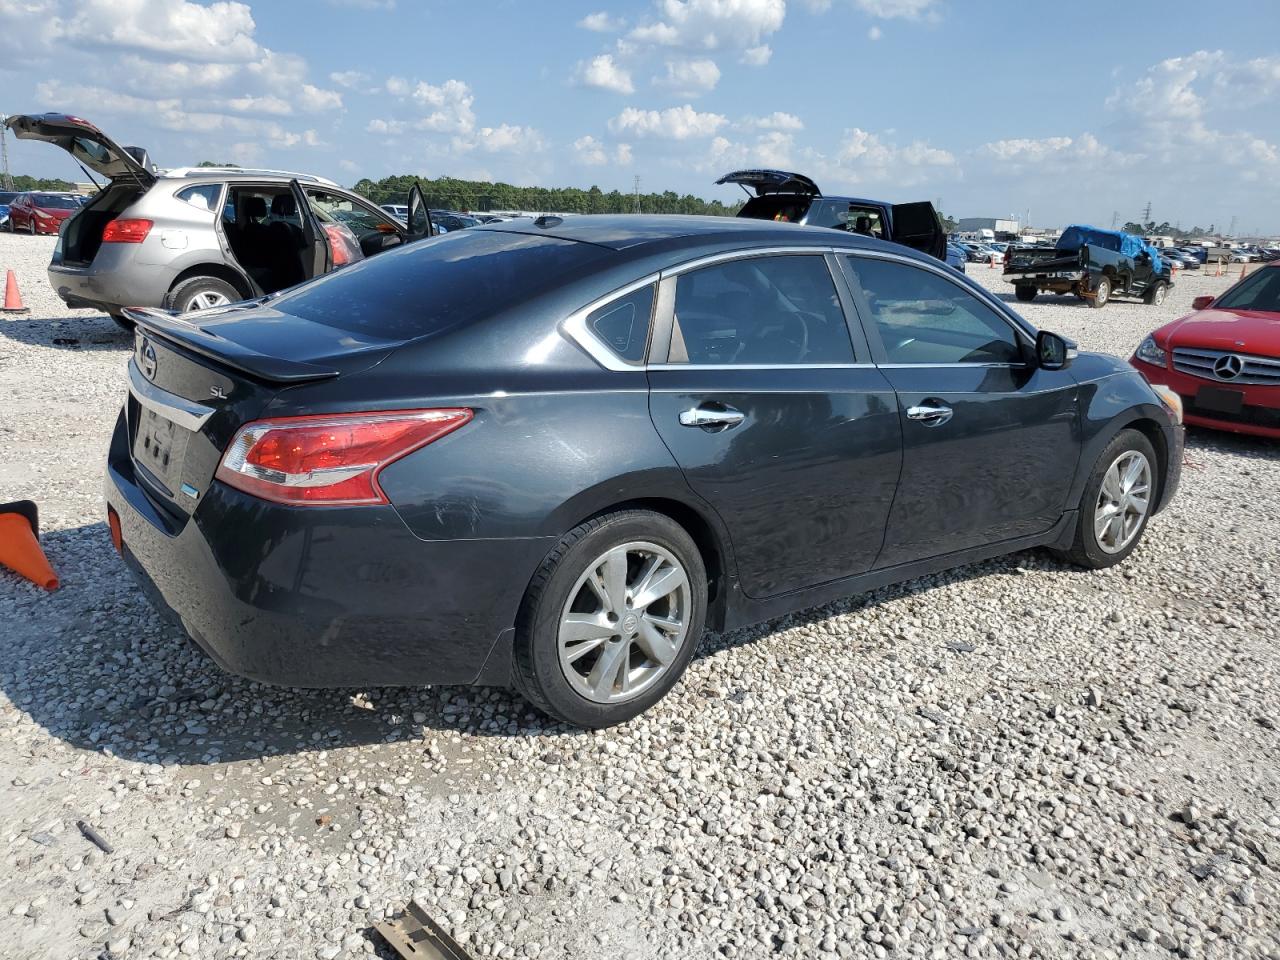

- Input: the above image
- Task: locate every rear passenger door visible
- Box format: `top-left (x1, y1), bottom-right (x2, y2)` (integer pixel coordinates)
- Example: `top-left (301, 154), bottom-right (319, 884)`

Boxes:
top-left (647, 252), bottom-right (902, 599)
top-left (841, 253), bottom-right (1079, 567)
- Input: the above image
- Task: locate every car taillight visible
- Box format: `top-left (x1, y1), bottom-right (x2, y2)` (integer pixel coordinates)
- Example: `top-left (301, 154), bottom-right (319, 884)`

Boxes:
top-left (215, 409), bottom-right (472, 505)
top-left (102, 218), bottom-right (153, 243)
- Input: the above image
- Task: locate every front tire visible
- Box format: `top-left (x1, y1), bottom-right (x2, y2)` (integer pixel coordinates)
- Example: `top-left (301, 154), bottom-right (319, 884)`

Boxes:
top-left (1052, 428), bottom-right (1157, 570)
top-left (1015, 285), bottom-right (1037, 302)
top-left (1090, 276), bottom-right (1111, 309)
top-left (1144, 281), bottom-right (1168, 306)
top-left (513, 510), bottom-right (707, 728)
top-left (166, 275), bottom-right (239, 313)
top-left (28, 218), bottom-right (37, 236)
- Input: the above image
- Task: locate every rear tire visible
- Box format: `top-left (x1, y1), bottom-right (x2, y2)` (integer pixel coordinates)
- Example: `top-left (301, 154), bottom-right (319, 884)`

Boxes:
top-left (1090, 276), bottom-right (1111, 309)
top-left (1015, 285), bottom-right (1037, 302)
top-left (513, 510), bottom-right (707, 728)
top-left (166, 276), bottom-right (239, 313)
top-left (28, 218), bottom-right (36, 236)
top-left (1144, 281), bottom-right (1168, 306)
top-left (1051, 428), bottom-right (1158, 570)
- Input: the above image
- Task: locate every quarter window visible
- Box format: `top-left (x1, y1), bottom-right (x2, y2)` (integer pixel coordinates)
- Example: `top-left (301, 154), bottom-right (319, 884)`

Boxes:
top-left (846, 256), bottom-right (1023, 365)
top-left (587, 284), bottom-right (655, 363)
top-left (176, 184), bottom-right (222, 211)
top-left (669, 255), bottom-right (854, 365)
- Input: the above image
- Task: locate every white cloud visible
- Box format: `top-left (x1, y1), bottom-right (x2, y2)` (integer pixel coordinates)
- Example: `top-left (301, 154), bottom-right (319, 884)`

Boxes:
top-left (409, 79), bottom-right (476, 132)
top-left (225, 94), bottom-right (292, 115)
top-left (740, 44), bottom-right (771, 66)
top-left (61, 0), bottom-right (262, 62)
top-left (868, 25), bottom-right (882, 40)
top-left (615, 143), bottom-right (633, 166)
top-left (578, 11), bottom-right (624, 32)
top-left (653, 58), bottom-right (721, 97)
top-left (629, 0), bottom-right (786, 51)
top-left (574, 54), bottom-right (635, 94)
top-left (845, 0), bottom-right (938, 18)
top-left (609, 104), bottom-right (728, 140)
top-left (749, 111), bottom-right (804, 131)
top-left (329, 69), bottom-right (369, 89)
top-left (574, 135), bottom-right (609, 166)
top-left (298, 83), bottom-right (343, 112)
top-left (472, 124), bottom-right (544, 154)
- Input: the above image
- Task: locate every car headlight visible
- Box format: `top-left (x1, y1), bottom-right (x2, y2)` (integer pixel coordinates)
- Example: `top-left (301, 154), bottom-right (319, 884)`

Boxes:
top-left (1135, 336), bottom-right (1167, 367)
top-left (34, 209), bottom-right (51, 219)
top-left (1149, 383), bottom-right (1183, 425)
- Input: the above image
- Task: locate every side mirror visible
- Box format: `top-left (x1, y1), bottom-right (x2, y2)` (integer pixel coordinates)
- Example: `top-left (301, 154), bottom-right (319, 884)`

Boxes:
top-left (1192, 295), bottom-right (1214, 311)
top-left (1037, 330), bottom-right (1077, 370)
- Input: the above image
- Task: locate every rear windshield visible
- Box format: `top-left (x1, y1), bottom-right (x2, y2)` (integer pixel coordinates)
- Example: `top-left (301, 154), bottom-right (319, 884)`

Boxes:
top-left (270, 229), bottom-right (613, 338)
top-left (737, 195), bottom-right (815, 224)
top-left (33, 194), bottom-right (79, 209)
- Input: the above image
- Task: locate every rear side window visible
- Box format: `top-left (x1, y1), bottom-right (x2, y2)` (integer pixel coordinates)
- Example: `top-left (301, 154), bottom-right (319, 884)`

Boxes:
top-left (587, 284), bottom-right (654, 363)
top-left (669, 255), bottom-right (854, 365)
top-left (176, 184), bottom-right (222, 211)
top-left (272, 230), bottom-right (613, 338)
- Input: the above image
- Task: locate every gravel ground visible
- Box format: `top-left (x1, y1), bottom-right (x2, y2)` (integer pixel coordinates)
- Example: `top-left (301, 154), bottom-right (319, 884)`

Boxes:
top-left (1, 232), bottom-right (1278, 960)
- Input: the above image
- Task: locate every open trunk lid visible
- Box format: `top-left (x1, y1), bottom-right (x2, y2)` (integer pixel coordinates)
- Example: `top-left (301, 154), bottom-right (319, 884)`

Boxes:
top-left (716, 169), bottom-right (821, 196)
top-left (4, 113), bottom-right (156, 187)
top-left (120, 303), bottom-right (406, 518)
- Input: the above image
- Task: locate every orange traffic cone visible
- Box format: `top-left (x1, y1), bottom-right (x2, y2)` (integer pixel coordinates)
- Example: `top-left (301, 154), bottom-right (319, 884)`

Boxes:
top-left (0, 501), bottom-right (59, 590)
top-left (2, 269), bottom-right (29, 314)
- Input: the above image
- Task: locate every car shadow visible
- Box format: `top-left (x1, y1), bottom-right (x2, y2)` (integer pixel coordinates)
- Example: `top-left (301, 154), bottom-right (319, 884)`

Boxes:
top-left (0, 310), bottom-right (131, 351)
top-left (4, 519), bottom-right (1040, 764)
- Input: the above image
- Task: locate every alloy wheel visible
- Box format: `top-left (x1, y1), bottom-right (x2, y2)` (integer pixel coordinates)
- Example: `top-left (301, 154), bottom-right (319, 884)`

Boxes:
top-left (1094, 450), bottom-right (1152, 554)
top-left (557, 541), bottom-right (691, 704)
top-left (183, 290), bottom-right (231, 311)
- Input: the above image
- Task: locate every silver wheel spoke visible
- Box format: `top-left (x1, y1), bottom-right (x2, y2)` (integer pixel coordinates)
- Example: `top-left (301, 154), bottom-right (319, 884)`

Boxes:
top-left (588, 639), bottom-right (631, 699)
top-left (635, 618), bottom-right (678, 666)
top-left (1101, 467), bottom-right (1123, 502)
top-left (561, 613), bottom-right (614, 645)
top-left (632, 562), bottom-right (687, 611)
top-left (598, 548), bottom-right (629, 614)
top-left (1121, 456), bottom-right (1144, 491)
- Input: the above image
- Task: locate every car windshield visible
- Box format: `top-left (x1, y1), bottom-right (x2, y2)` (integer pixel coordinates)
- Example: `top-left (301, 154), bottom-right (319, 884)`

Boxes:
top-left (270, 229), bottom-right (613, 339)
top-left (1214, 268), bottom-right (1280, 313)
top-left (33, 194), bottom-right (79, 209)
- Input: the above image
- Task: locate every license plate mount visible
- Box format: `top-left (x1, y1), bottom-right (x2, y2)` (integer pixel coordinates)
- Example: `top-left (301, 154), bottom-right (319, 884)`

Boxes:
top-left (132, 407), bottom-right (189, 492)
top-left (1196, 386), bottom-right (1244, 415)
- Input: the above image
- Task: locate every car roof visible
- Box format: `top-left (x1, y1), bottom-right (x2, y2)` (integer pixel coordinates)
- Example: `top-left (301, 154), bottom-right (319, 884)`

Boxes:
top-left (159, 167), bottom-right (340, 187)
top-left (476, 213), bottom-right (901, 255)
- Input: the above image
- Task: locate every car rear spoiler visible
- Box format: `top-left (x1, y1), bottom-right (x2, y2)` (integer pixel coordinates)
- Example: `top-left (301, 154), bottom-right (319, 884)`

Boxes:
top-left (122, 307), bottom-right (340, 384)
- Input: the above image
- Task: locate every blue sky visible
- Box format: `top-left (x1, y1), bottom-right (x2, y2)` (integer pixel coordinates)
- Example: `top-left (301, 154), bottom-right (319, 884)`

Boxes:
top-left (3, 0), bottom-right (1279, 232)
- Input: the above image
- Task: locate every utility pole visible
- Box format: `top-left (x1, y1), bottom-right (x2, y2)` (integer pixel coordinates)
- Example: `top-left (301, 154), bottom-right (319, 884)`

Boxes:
top-left (1228, 215), bottom-right (1237, 238)
top-left (1141, 201), bottom-right (1152, 225)
top-left (633, 175), bottom-right (641, 214)
top-left (0, 114), bottom-right (13, 191)
top-left (1111, 210), bottom-right (1119, 228)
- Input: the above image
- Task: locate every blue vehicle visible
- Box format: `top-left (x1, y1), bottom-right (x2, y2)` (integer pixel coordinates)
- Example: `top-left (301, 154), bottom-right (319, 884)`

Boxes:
top-left (946, 240), bottom-right (967, 273)
top-left (0, 191), bottom-right (17, 228)
top-left (720, 169), bottom-right (946, 261)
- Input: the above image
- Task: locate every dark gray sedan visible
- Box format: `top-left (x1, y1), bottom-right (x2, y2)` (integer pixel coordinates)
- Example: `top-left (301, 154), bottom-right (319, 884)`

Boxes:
top-left (108, 215), bottom-right (1184, 727)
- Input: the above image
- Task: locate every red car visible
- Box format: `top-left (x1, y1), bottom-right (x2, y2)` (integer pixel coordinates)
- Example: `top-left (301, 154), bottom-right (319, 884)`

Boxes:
top-left (1130, 263), bottom-right (1280, 438)
top-left (5, 191), bottom-right (79, 235)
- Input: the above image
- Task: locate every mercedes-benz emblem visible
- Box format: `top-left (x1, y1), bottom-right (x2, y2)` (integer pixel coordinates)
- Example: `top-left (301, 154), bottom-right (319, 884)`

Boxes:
top-left (1213, 354), bottom-right (1243, 381)
top-left (139, 337), bottom-right (158, 382)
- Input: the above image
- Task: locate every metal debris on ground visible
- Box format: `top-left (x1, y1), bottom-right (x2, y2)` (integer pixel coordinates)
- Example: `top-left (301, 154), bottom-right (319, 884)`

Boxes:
top-left (375, 901), bottom-right (476, 960)
top-left (77, 820), bottom-right (115, 854)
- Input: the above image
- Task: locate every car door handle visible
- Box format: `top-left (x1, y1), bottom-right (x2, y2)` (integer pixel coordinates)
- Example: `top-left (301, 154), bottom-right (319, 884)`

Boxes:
top-left (679, 404), bottom-right (745, 430)
top-left (906, 402), bottom-right (954, 426)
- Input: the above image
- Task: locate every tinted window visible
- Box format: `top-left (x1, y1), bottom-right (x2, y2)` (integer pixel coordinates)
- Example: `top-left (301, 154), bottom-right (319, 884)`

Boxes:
top-left (0, 192), bottom-right (16, 204)
top-left (846, 256), bottom-right (1023, 364)
top-left (670, 255), bottom-right (853, 365)
top-left (272, 230), bottom-right (612, 338)
top-left (176, 184), bottom-right (221, 211)
top-left (588, 284), bottom-right (654, 363)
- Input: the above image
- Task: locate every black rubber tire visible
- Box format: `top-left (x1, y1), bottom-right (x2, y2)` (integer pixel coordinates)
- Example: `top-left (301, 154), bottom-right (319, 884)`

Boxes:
top-left (513, 509), bottom-right (707, 728)
top-left (28, 218), bottom-right (37, 236)
top-left (1015, 285), bottom-right (1037, 302)
top-left (1050, 428), bottom-right (1158, 570)
top-left (166, 275), bottom-right (240, 313)
top-left (1090, 276), bottom-right (1111, 309)
top-left (1144, 282), bottom-right (1168, 306)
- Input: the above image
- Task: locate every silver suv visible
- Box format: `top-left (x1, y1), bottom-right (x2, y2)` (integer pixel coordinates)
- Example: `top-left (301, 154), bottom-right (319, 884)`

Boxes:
top-left (5, 114), bottom-right (437, 324)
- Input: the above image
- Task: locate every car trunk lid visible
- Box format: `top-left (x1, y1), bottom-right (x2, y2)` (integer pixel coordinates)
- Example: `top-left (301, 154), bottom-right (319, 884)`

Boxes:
top-left (716, 168), bottom-right (821, 197)
top-left (5, 113), bottom-right (157, 187)
top-left (121, 303), bottom-right (404, 518)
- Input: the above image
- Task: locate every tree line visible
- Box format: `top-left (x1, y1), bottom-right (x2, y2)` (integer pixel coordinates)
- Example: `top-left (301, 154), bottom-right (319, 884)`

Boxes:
top-left (1121, 220), bottom-right (1216, 239)
top-left (4, 174), bottom-right (78, 192)
top-left (349, 174), bottom-right (743, 216)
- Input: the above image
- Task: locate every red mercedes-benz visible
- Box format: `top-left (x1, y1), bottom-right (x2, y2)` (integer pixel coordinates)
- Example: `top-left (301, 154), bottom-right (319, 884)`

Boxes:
top-left (1130, 263), bottom-right (1280, 439)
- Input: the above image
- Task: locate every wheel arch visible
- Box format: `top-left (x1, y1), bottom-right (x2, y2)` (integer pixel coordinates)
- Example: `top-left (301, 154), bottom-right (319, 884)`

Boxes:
top-left (166, 262), bottom-right (254, 304)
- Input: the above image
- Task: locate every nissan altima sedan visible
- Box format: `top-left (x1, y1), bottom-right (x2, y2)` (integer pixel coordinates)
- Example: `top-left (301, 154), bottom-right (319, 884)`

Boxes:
top-left (108, 216), bottom-right (1184, 728)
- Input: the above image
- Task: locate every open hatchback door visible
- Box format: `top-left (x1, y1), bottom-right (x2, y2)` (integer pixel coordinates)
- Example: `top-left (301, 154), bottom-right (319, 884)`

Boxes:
top-left (406, 180), bottom-right (435, 240)
top-left (4, 113), bottom-right (156, 187)
top-left (715, 169), bottom-right (821, 197)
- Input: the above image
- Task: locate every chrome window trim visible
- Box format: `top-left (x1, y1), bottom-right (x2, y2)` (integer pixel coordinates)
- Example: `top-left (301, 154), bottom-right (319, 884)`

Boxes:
top-left (128, 362), bottom-right (215, 431)
top-left (659, 245), bottom-right (840, 279)
top-left (559, 273), bottom-right (661, 373)
top-left (841, 247), bottom-right (1038, 346)
top-left (648, 362), bottom-right (878, 371)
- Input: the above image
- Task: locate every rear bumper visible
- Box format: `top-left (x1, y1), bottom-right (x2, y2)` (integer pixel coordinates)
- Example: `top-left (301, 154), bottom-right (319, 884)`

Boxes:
top-left (1132, 357), bottom-right (1280, 439)
top-left (49, 245), bottom-right (173, 313)
top-left (105, 409), bottom-right (549, 687)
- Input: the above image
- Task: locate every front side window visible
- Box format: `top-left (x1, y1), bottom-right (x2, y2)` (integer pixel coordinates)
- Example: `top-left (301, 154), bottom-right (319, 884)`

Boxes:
top-left (1215, 267), bottom-right (1280, 313)
top-left (846, 256), bottom-right (1023, 365)
top-left (587, 284), bottom-right (655, 363)
top-left (669, 255), bottom-right (854, 365)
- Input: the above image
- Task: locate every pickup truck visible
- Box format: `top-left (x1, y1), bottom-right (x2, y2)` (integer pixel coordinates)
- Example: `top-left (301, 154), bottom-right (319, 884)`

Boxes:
top-left (718, 169), bottom-right (947, 261)
top-left (1003, 225), bottom-right (1172, 308)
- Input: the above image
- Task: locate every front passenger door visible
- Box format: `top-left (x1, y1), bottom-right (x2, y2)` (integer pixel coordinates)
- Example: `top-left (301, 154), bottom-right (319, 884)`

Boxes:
top-left (842, 254), bottom-right (1080, 567)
